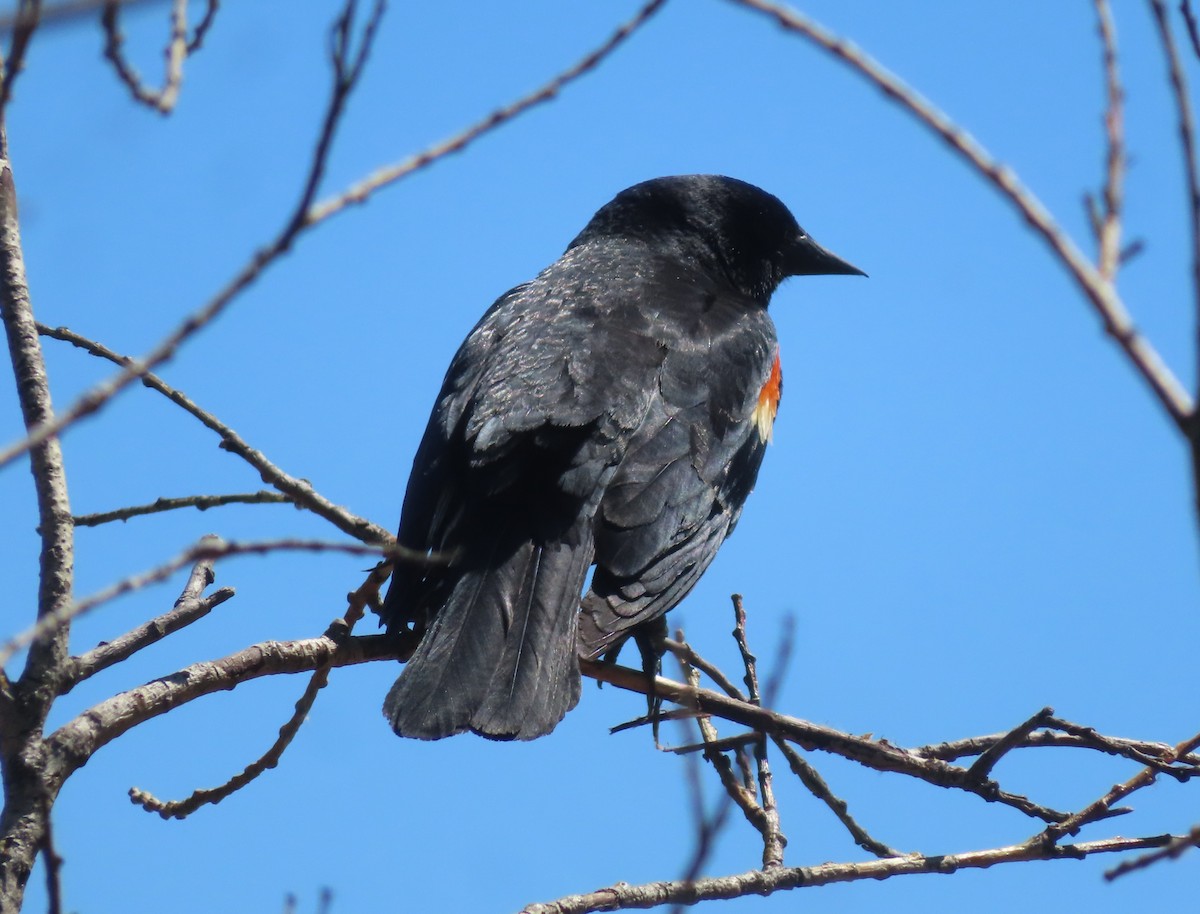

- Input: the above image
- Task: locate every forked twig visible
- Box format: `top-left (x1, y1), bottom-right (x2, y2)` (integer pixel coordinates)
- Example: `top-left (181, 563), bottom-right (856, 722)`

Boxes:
top-left (101, 0), bottom-right (189, 114)
top-left (38, 322), bottom-right (391, 544)
top-left (130, 562), bottom-right (391, 818)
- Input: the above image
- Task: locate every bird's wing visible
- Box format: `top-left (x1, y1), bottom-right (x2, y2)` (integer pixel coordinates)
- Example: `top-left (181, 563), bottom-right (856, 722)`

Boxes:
top-left (382, 254), bottom-right (669, 634)
top-left (580, 286), bottom-right (779, 656)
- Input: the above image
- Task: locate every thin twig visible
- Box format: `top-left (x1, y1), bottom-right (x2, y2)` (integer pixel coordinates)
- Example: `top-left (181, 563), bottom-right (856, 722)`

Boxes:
top-left (520, 833), bottom-right (1180, 914)
top-left (729, 595), bottom-right (785, 868)
top-left (0, 0), bottom-right (388, 471)
top-left (101, 0), bottom-right (189, 114)
top-left (0, 0), bottom-right (152, 33)
top-left (915, 727), bottom-right (1200, 768)
top-left (771, 737), bottom-right (904, 858)
top-left (671, 659), bottom-right (737, 909)
top-left (1029, 728), bottom-right (1200, 846)
top-left (63, 543), bottom-right (235, 690)
top-left (584, 660), bottom-right (1070, 824)
top-left (129, 563), bottom-right (389, 818)
top-left (663, 637), bottom-right (747, 701)
top-left (0, 0), bottom-right (665, 471)
top-left (0, 536), bottom-right (402, 668)
top-left (1045, 715), bottom-right (1200, 778)
top-left (187, 0), bottom-right (218, 53)
top-left (38, 322), bottom-right (392, 544)
top-left (965, 707), bottom-right (1055, 783)
top-left (673, 635), bottom-right (768, 842)
top-left (304, 0), bottom-right (667, 226)
top-left (1104, 822), bottom-right (1200, 879)
top-left (73, 490), bottom-right (296, 527)
top-left (728, 0), bottom-right (1194, 431)
top-left (39, 799), bottom-right (62, 914)
top-left (1182, 0), bottom-right (1200, 59)
top-left (1149, 1), bottom-right (1200, 404)
top-left (0, 0), bottom-right (41, 116)
top-left (46, 633), bottom-right (403, 776)
top-left (1093, 0), bottom-right (1125, 280)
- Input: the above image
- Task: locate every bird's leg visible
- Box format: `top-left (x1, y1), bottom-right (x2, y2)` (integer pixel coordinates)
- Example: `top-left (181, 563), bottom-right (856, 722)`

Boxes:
top-left (632, 616), bottom-right (669, 748)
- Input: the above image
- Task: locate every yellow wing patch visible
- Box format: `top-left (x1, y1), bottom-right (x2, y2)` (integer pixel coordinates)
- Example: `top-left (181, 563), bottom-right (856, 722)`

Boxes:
top-left (752, 353), bottom-right (782, 443)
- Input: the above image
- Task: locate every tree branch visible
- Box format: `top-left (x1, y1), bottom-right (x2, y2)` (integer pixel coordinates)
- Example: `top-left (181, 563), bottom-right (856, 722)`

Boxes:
top-left (583, 661), bottom-right (1069, 823)
top-left (728, 0), bottom-right (1194, 432)
top-left (0, 130), bottom-right (74, 705)
top-left (128, 562), bottom-right (389, 819)
top-left (45, 633), bottom-right (401, 779)
top-left (72, 490), bottom-right (296, 527)
top-left (0, 537), bottom-right (401, 669)
top-left (61, 545), bottom-right (235, 691)
top-left (520, 834), bottom-right (1180, 914)
top-left (38, 322), bottom-right (392, 545)
top-left (101, 0), bottom-right (190, 114)
top-left (0, 0), bottom-right (387, 472)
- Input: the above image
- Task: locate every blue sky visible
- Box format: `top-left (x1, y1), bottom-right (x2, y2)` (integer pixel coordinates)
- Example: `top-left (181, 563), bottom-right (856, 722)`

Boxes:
top-left (2, 1), bottom-right (1198, 911)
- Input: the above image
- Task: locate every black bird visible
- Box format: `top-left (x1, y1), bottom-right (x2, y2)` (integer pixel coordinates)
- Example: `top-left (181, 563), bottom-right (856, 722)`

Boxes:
top-left (378, 175), bottom-right (863, 740)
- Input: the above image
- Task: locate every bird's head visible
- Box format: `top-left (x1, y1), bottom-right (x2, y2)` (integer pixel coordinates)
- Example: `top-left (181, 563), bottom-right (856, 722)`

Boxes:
top-left (569, 175), bottom-right (864, 305)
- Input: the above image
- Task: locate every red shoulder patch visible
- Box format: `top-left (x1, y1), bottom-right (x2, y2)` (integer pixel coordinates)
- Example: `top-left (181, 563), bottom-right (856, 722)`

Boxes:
top-left (752, 352), bottom-right (782, 443)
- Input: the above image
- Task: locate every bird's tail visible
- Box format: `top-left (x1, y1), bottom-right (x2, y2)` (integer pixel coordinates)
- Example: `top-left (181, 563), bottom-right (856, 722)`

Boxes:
top-left (384, 534), bottom-right (592, 740)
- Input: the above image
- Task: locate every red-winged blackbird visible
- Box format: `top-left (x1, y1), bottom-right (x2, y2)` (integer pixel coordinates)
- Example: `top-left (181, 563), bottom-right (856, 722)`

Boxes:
top-left (379, 175), bottom-right (863, 740)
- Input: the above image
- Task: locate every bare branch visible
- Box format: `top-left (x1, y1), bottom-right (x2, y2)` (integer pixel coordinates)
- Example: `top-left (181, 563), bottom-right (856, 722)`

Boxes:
top-left (187, 0), bottom-right (217, 54)
top-left (38, 802), bottom-right (62, 914)
top-left (671, 656), bottom-right (738, 903)
top-left (728, 0), bottom-right (1194, 432)
top-left (128, 563), bottom-right (389, 818)
top-left (0, 131), bottom-right (74, 704)
top-left (1029, 729), bottom-right (1200, 846)
top-left (0, 0), bottom-right (153, 33)
top-left (63, 543), bottom-right (235, 690)
top-left (0, 537), bottom-right (400, 669)
top-left (0, 0), bottom-right (388, 472)
top-left (583, 661), bottom-right (1069, 823)
top-left (1150, 1), bottom-right (1200, 386)
top-left (1092, 0), bottom-right (1125, 280)
top-left (673, 639), bottom-right (769, 850)
top-left (0, 0), bottom-right (669, 471)
top-left (770, 738), bottom-right (904, 858)
top-left (1045, 715), bottom-right (1200, 778)
top-left (101, 0), bottom-right (189, 115)
top-left (46, 632), bottom-right (401, 777)
top-left (663, 637), bottom-right (746, 701)
top-left (728, 595), bottom-right (784, 868)
top-left (521, 834), bottom-right (1180, 914)
top-left (38, 322), bottom-right (392, 544)
top-left (0, 1), bottom-right (41, 117)
top-left (304, 0), bottom-right (667, 226)
top-left (914, 727), bottom-right (1200, 768)
top-left (1105, 823), bottom-right (1200, 879)
top-left (73, 490), bottom-right (296, 527)
top-left (965, 707), bottom-right (1055, 783)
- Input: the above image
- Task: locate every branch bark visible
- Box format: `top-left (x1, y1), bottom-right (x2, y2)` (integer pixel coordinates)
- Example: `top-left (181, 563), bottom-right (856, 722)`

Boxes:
top-left (0, 122), bottom-right (73, 914)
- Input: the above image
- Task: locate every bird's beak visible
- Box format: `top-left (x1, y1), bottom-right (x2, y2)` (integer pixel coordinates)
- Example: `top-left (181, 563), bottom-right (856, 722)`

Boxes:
top-left (786, 232), bottom-right (867, 278)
